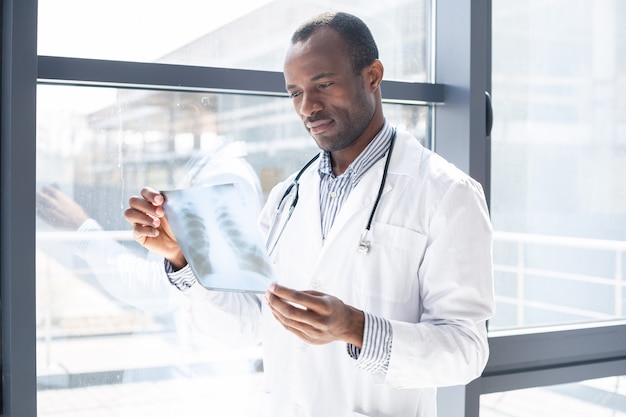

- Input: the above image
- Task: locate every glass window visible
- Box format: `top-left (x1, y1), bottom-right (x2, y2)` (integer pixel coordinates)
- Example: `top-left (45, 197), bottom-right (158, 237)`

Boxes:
top-left (35, 84), bottom-right (428, 416)
top-left (481, 376), bottom-right (626, 417)
top-left (490, 0), bottom-right (626, 330)
top-left (31, 2), bottom-right (440, 415)
top-left (37, 0), bottom-right (431, 82)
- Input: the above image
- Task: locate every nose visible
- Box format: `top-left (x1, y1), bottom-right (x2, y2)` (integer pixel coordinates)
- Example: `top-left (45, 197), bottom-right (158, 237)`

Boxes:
top-left (297, 91), bottom-right (323, 118)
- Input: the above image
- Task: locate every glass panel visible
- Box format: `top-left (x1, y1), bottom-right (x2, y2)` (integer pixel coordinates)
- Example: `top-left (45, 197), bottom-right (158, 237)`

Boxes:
top-left (37, 0), bottom-right (431, 82)
top-left (490, 0), bottom-right (626, 330)
top-left (35, 84), bottom-right (428, 416)
top-left (481, 376), bottom-right (626, 417)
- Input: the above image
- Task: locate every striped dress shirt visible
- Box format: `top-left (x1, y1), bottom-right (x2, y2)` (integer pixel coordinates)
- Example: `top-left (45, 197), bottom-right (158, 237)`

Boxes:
top-left (317, 120), bottom-right (393, 374)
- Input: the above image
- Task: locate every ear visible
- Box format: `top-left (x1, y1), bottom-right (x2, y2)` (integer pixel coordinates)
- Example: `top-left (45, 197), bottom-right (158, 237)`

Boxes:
top-left (364, 59), bottom-right (384, 92)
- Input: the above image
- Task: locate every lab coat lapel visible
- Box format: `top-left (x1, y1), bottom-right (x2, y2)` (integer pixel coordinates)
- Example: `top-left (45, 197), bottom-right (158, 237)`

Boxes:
top-left (269, 165), bottom-right (325, 290)
top-left (285, 167), bottom-right (324, 256)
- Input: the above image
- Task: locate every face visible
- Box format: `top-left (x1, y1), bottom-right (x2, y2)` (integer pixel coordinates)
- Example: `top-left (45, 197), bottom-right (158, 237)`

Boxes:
top-left (284, 28), bottom-right (378, 153)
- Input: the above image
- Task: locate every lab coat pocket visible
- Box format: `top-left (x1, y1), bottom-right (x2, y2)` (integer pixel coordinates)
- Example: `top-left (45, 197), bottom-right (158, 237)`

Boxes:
top-left (354, 222), bottom-right (427, 303)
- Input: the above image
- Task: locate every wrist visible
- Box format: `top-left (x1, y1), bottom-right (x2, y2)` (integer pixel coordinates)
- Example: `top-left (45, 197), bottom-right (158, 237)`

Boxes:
top-left (167, 251), bottom-right (187, 271)
top-left (345, 307), bottom-right (365, 348)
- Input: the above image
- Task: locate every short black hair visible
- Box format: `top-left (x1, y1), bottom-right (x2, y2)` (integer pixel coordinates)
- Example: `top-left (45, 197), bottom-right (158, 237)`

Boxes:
top-left (291, 12), bottom-right (379, 74)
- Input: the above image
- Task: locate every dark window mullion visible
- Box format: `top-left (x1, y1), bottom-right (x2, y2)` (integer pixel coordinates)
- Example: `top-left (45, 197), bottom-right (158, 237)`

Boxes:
top-left (37, 56), bottom-right (445, 104)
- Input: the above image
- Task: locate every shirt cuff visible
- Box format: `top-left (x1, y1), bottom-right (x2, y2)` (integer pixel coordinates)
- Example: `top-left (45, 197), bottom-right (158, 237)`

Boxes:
top-left (77, 218), bottom-right (102, 232)
top-left (347, 311), bottom-right (393, 374)
top-left (72, 218), bottom-right (102, 256)
top-left (164, 259), bottom-right (198, 291)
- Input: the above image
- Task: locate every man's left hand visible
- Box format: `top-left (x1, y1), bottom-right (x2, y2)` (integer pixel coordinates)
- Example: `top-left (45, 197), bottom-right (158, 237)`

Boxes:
top-left (265, 283), bottom-right (365, 347)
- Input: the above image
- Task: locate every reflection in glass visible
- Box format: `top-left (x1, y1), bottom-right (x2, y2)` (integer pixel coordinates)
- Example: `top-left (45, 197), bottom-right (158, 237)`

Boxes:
top-left (490, 0), bottom-right (626, 330)
top-left (35, 84), bottom-right (428, 416)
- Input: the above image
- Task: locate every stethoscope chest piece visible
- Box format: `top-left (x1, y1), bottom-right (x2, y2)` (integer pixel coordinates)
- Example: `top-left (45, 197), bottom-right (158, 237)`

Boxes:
top-left (357, 230), bottom-right (370, 254)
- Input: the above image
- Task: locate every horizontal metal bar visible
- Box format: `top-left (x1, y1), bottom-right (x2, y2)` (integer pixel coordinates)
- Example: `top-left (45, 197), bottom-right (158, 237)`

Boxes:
top-left (37, 56), bottom-right (444, 104)
top-left (494, 230), bottom-right (626, 251)
top-left (485, 321), bottom-right (626, 378)
top-left (38, 362), bottom-right (263, 391)
top-left (481, 357), bottom-right (626, 394)
top-left (381, 79), bottom-right (444, 104)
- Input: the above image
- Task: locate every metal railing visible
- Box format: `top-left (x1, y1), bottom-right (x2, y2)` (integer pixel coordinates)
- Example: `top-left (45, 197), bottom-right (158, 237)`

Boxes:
top-left (493, 231), bottom-right (626, 328)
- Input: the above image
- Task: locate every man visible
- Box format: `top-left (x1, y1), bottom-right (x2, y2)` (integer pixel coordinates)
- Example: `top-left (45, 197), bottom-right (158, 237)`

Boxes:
top-left (124, 11), bottom-right (494, 417)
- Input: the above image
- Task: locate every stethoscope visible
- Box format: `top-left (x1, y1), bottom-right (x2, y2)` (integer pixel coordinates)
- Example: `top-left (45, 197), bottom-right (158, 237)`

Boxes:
top-left (266, 128), bottom-right (396, 257)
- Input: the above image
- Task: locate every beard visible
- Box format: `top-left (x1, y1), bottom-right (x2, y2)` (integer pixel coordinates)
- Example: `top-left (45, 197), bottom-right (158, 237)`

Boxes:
top-left (305, 84), bottom-right (375, 152)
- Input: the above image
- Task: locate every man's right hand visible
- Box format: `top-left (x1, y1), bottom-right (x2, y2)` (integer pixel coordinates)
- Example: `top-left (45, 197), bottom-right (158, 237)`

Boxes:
top-left (124, 186), bottom-right (187, 269)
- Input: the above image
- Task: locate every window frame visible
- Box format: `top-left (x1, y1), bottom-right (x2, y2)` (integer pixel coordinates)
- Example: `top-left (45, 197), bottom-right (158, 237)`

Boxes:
top-left (1, 0), bottom-right (39, 416)
top-left (432, 1), bottom-right (626, 416)
top-left (37, 56), bottom-right (445, 104)
top-left (2, 0), bottom-right (626, 416)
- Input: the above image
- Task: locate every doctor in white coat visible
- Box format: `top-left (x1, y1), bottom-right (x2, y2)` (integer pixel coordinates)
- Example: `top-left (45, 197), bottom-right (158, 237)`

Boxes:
top-left (125, 11), bottom-right (494, 417)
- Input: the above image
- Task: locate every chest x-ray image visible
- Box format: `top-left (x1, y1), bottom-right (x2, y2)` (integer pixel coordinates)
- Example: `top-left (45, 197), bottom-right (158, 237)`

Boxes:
top-left (162, 180), bottom-right (274, 293)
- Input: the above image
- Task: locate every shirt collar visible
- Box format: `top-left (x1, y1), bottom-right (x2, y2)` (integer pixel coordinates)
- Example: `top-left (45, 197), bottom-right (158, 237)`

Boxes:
top-left (318, 119), bottom-right (393, 182)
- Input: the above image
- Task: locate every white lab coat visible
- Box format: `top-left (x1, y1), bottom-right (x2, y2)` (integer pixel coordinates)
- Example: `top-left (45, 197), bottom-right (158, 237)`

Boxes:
top-left (184, 130), bottom-right (495, 417)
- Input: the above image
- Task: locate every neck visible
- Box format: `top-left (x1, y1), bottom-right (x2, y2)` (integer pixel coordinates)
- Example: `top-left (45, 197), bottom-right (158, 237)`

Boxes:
top-left (331, 158), bottom-right (349, 176)
top-left (331, 116), bottom-right (385, 176)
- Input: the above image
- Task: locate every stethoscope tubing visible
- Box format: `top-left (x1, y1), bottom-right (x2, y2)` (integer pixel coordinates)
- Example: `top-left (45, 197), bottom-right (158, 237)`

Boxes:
top-left (266, 153), bottom-right (320, 256)
top-left (266, 128), bottom-right (396, 256)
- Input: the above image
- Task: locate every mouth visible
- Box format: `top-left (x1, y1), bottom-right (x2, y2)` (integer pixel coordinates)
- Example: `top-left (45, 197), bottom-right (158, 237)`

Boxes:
top-left (306, 119), bottom-right (334, 135)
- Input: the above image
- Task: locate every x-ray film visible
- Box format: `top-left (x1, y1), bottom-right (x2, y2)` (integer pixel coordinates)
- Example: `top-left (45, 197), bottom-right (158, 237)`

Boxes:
top-left (162, 182), bottom-right (274, 293)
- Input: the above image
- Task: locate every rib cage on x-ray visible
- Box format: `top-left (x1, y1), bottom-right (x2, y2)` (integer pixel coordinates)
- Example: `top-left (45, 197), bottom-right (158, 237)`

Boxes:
top-left (162, 182), bottom-right (274, 293)
top-left (212, 198), bottom-right (274, 278)
top-left (179, 204), bottom-right (214, 278)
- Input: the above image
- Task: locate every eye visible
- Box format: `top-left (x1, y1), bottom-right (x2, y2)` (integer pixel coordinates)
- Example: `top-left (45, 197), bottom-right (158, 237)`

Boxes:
top-left (319, 82), bottom-right (333, 89)
top-left (289, 90), bottom-right (302, 99)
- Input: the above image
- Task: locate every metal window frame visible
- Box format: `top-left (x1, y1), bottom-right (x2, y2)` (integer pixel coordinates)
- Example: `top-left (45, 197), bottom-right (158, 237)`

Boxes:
top-left (434, 1), bottom-right (626, 416)
top-left (3, 1), bottom-right (626, 416)
top-left (37, 56), bottom-right (445, 104)
top-left (1, 0), bottom-right (38, 415)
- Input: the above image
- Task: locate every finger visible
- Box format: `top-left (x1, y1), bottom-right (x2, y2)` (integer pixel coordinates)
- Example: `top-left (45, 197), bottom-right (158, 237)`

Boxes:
top-left (36, 192), bottom-right (62, 217)
top-left (268, 306), bottom-right (330, 345)
top-left (268, 303), bottom-right (318, 337)
top-left (266, 291), bottom-right (309, 322)
top-left (140, 187), bottom-right (165, 208)
top-left (266, 289), bottom-right (305, 317)
top-left (126, 195), bottom-right (163, 220)
top-left (139, 187), bottom-right (165, 219)
top-left (39, 185), bottom-right (55, 197)
top-left (131, 223), bottom-right (160, 240)
top-left (267, 283), bottom-right (328, 311)
top-left (268, 283), bottom-right (318, 308)
top-left (266, 290), bottom-right (328, 333)
top-left (36, 190), bottom-right (50, 207)
top-left (123, 209), bottom-right (162, 243)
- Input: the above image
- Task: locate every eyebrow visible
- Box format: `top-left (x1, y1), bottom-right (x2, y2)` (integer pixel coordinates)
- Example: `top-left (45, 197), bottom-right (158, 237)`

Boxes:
top-left (286, 72), bottom-right (337, 90)
top-left (311, 72), bottom-right (336, 81)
